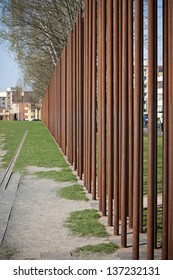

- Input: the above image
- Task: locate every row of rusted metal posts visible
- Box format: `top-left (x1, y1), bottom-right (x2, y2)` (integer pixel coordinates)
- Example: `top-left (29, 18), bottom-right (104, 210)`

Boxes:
top-left (42, 0), bottom-right (173, 260)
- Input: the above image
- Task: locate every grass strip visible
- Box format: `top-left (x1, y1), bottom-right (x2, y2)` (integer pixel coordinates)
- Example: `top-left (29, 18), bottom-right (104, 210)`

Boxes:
top-left (74, 242), bottom-right (118, 255)
top-left (65, 209), bottom-right (108, 237)
top-left (35, 169), bottom-right (77, 182)
top-left (58, 184), bottom-right (89, 201)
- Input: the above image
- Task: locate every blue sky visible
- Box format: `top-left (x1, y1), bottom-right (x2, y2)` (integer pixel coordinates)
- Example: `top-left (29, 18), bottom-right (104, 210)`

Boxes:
top-left (0, 42), bottom-right (21, 91)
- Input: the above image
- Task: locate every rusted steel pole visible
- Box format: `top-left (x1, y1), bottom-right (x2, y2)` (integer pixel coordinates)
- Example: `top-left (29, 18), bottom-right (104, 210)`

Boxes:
top-left (107, 0), bottom-right (113, 226)
top-left (101, 0), bottom-right (107, 217)
top-left (61, 51), bottom-right (65, 152)
top-left (48, 85), bottom-right (50, 131)
top-left (168, 0), bottom-right (173, 260)
top-left (113, 0), bottom-right (120, 235)
top-left (60, 51), bottom-right (65, 153)
top-left (91, 0), bottom-right (96, 200)
top-left (52, 71), bottom-right (56, 139)
top-left (70, 34), bottom-right (73, 165)
top-left (85, 0), bottom-right (89, 190)
top-left (98, 0), bottom-right (102, 211)
top-left (162, 0), bottom-right (168, 260)
top-left (87, 0), bottom-right (92, 193)
top-left (54, 64), bottom-right (58, 144)
top-left (57, 61), bottom-right (61, 146)
top-left (76, 15), bottom-right (79, 175)
top-left (119, 0), bottom-right (122, 220)
top-left (72, 25), bottom-right (77, 170)
top-left (121, 0), bottom-right (128, 248)
top-left (133, 0), bottom-right (143, 260)
top-left (83, 0), bottom-right (87, 187)
top-left (66, 41), bottom-right (69, 159)
top-left (147, 0), bottom-right (157, 260)
top-left (67, 37), bottom-right (71, 162)
top-left (128, 0), bottom-right (133, 230)
top-left (83, 1), bottom-right (86, 185)
top-left (78, 9), bottom-right (84, 180)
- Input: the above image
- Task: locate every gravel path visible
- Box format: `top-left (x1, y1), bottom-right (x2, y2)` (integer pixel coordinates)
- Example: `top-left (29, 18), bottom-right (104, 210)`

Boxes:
top-left (2, 167), bottom-right (117, 260)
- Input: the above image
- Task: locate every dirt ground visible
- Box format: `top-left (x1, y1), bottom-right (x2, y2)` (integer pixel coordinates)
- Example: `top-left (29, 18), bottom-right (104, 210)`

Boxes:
top-left (0, 166), bottom-right (120, 260)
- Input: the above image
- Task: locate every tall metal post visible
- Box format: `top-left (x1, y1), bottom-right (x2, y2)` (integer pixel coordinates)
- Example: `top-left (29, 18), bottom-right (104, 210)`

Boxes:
top-left (101, 0), bottom-right (107, 217)
top-left (133, 0), bottom-right (143, 260)
top-left (107, 0), bottom-right (113, 226)
top-left (121, 0), bottom-right (128, 248)
top-left (98, 0), bottom-right (102, 211)
top-left (91, 0), bottom-right (97, 199)
top-left (147, 0), bottom-right (157, 260)
top-left (113, 0), bottom-right (120, 235)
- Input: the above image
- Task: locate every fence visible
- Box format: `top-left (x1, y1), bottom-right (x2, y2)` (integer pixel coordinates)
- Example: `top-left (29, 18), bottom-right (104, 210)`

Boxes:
top-left (42, 0), bottom-right (173, 260)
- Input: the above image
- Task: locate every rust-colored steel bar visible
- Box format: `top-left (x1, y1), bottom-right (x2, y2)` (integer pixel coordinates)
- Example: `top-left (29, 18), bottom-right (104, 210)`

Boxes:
top-left (84, 0), bottom-right (89, 190)
top-left (91, 0), bottom-right (97, 200)
top-left (139, 13), bottom-right (144, 234)
top-left (128, 0), bottom-right (133, 229)
top-left (61, 53), bottom-right (64, 152)
top-left (87, 0), bottom-right (92, 193)
top-left (78, 10), bottom-right (84, 180)
top-left (48, 85), bottom-right (51, 132)
top-left (118, 0), bottom-right (122, 220)
top-left (61, 46), bottom-right (67, 154)
top-left (70, 34), bottom-right (73, 165)
top-left (147, 0), bottom-right (157, 260)
top-left (57, 61), bottom-right (61, 146)
top-left (67, 35), bottom-right (73, 164)
top-left (52, 70), bottom-right (56, 139)
top-left (107, 0), bottom-right (113, 226)
top-left (68, 37), bottom-right (71, 162)
top-left (133, 0), bottom-right (143, 260)
top-left (83, 0), bottom-right (87, 187)
top-left (83, 0), bottom-right (86, 186)
top-left (113, 0), bottom-right (120, 235)
top-left (97, 0), bottom-right (102, 210)
top-left (72, 26), bottom-right (77, 170)
top-left (101, 0), bottom-right (107, 216)
top-left (54, 64), bottom-right (58, 144)
top-left (121, 0), bottom-right (128, 248)
top-left (162, 0), bottom-right (168, 260)
top-left (168, 0), bottom-right (173, 260)
top-left (76, 16), bottom-right (79, 175)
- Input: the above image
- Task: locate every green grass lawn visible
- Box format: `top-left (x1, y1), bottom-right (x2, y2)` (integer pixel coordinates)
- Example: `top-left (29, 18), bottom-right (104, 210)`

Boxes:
top-left (0, 121), bottom-right (72, 181)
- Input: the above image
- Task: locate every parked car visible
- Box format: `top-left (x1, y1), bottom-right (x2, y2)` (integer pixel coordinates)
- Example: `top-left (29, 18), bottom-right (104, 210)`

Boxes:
top-left (143, 113), bottom-right (148, 125)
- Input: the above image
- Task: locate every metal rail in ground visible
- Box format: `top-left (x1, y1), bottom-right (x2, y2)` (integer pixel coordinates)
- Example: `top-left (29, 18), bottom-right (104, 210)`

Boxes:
top-left (0, 130), bottom-right (28, 191)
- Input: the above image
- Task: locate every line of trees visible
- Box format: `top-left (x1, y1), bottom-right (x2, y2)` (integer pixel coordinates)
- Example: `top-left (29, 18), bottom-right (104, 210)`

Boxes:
top-left (0, 0), bottom-right (83, 100)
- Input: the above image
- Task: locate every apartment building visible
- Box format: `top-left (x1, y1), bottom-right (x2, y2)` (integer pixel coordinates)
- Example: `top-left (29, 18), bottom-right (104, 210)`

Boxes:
top-left (0, 87), bottom-right (37, 121)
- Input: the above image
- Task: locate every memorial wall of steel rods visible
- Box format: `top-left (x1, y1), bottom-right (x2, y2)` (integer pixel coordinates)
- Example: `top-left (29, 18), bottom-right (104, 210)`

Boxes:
top-left (42, 0), bottom-right (173, 260)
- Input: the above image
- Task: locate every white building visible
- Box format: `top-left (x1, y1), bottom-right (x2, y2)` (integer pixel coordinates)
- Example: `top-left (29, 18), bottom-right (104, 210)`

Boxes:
top-left (0, 92), bottom-right (7, 108)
